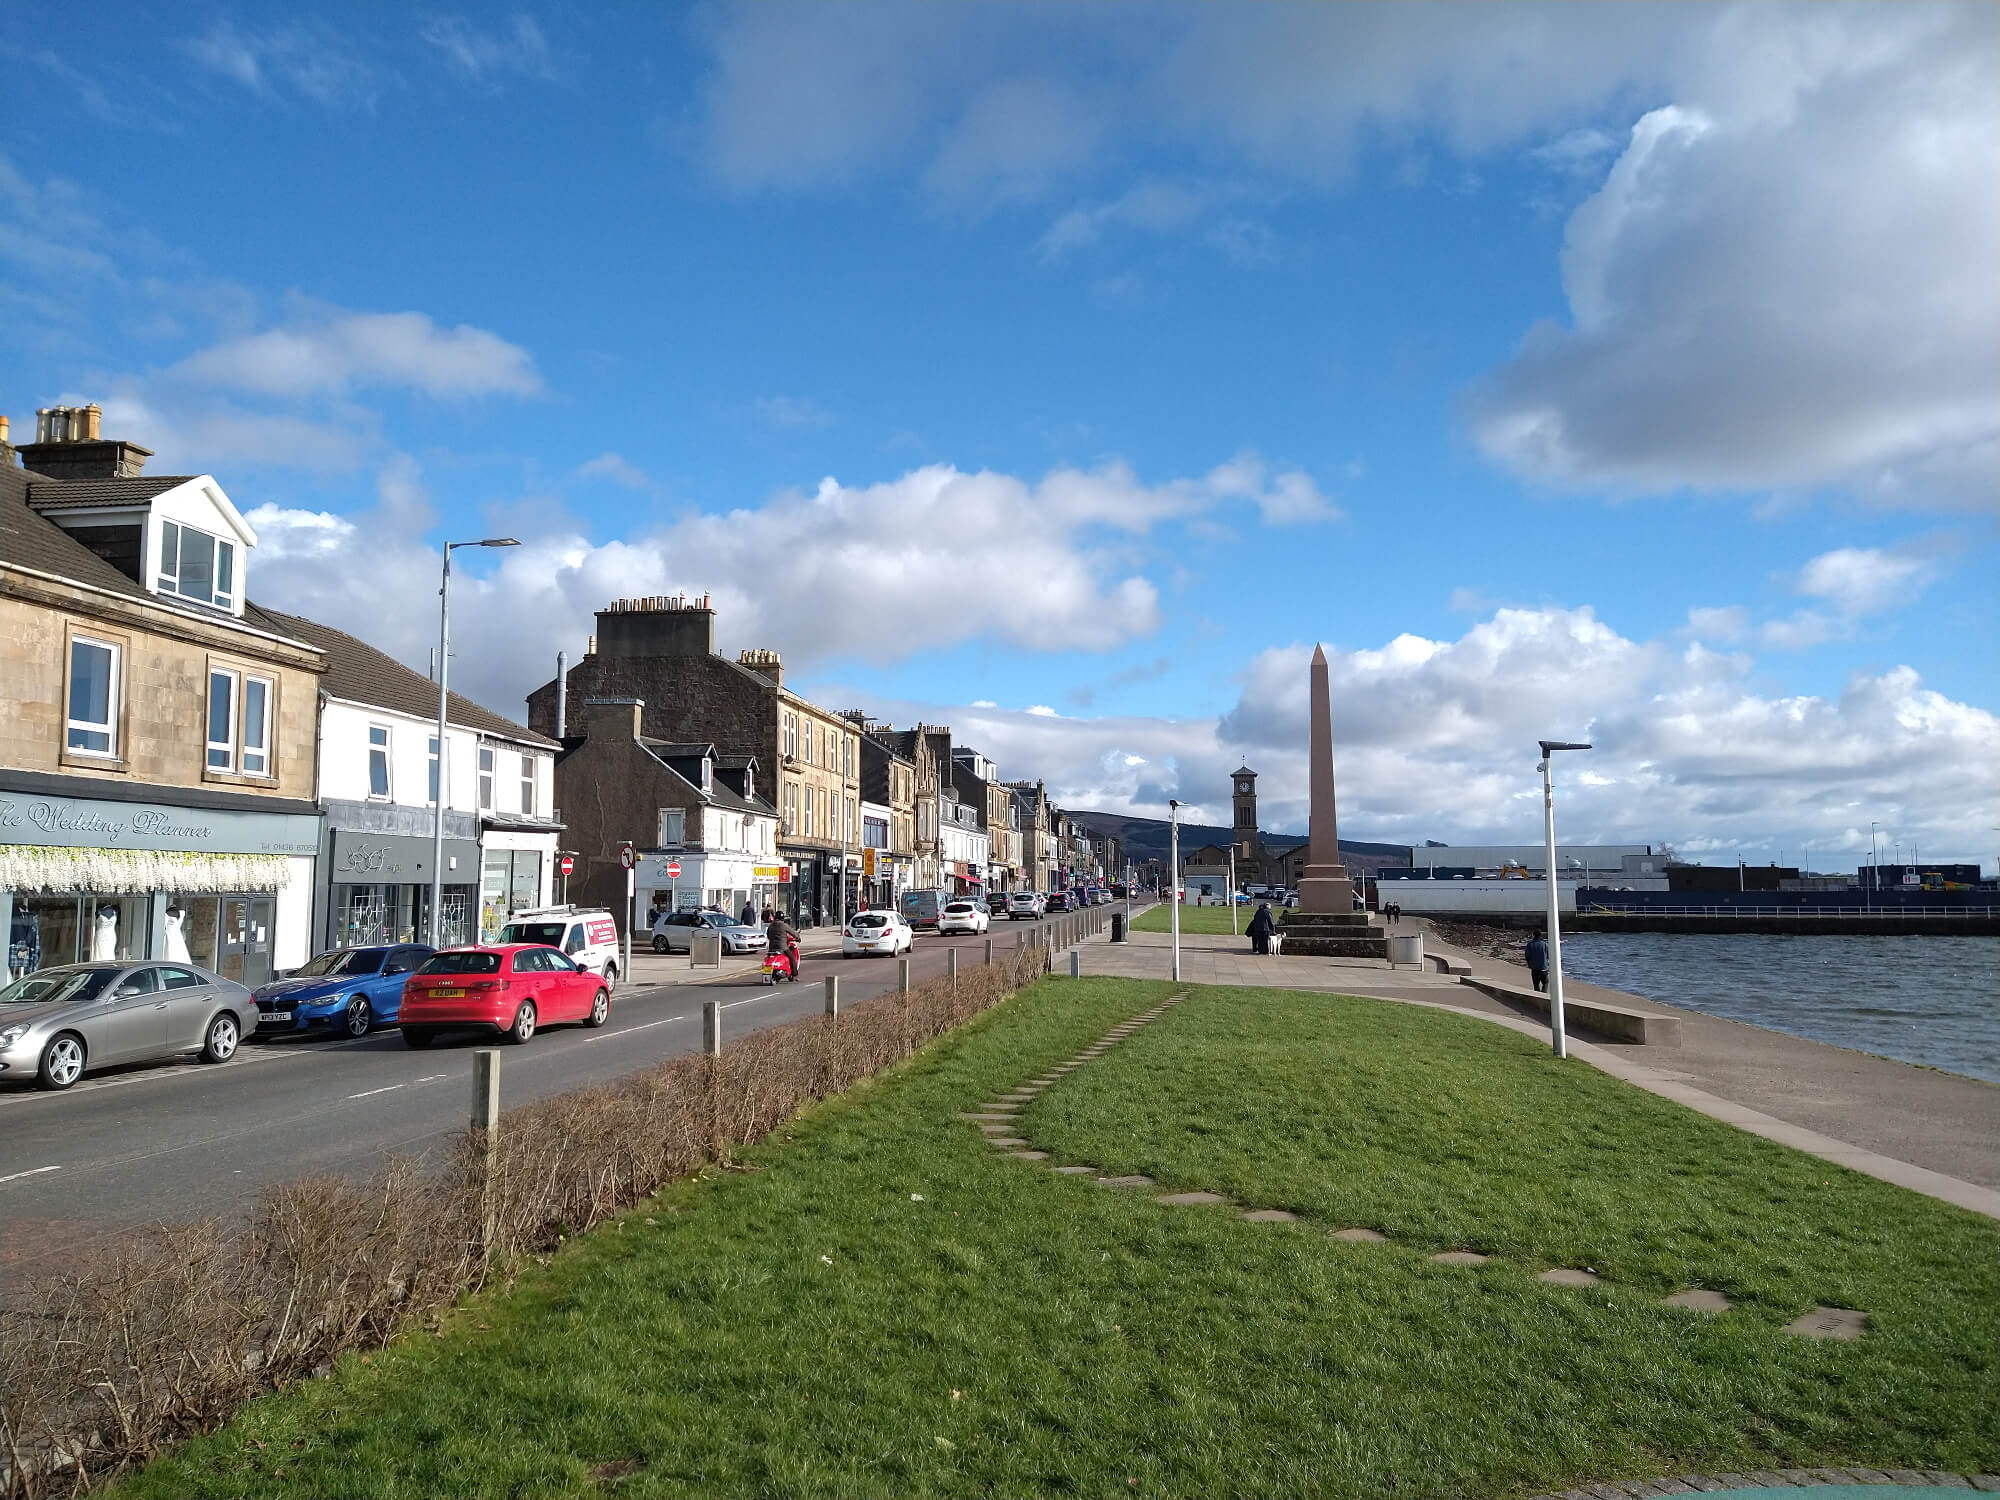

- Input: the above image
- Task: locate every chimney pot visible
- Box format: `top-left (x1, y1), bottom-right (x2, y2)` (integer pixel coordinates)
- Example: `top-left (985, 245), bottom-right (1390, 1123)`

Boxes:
top-left (82, 404), bottom-right (101, 441)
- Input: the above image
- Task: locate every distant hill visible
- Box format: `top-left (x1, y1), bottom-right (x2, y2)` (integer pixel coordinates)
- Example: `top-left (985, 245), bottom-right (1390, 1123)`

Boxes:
top-left (1068, 810), bottom-right (1410, 872)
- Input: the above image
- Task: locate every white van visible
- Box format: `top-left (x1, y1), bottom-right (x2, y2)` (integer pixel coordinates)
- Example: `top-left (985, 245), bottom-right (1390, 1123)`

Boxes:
top-left (497, 907), bottom-right (623, 989)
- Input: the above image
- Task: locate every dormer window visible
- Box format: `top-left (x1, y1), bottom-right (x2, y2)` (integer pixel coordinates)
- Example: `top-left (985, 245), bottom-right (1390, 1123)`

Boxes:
top-left (744, 767), bottom-right (753, 801)
top-left (701, 756), bottom-right (712, 791)
top-left (159, 521), bottom-right (236, 610)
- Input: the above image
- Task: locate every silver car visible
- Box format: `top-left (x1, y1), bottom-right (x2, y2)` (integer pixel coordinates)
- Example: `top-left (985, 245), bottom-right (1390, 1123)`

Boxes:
top-left (0, 962), bottom-right (257, 1091)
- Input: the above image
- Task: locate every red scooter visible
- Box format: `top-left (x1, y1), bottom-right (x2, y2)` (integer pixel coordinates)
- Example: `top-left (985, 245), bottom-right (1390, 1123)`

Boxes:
top-left (763, 939), bottom-right (800, 986)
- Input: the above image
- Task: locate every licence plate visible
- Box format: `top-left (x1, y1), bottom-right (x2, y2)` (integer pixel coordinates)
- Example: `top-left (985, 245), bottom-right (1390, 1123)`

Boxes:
top-left (428, 987), bottom-right (465, 999)
top-left (259, 1010), bottom-right (293, 1024)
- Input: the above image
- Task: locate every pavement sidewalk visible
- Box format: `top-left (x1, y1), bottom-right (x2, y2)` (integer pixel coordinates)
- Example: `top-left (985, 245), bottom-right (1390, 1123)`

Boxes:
top-left (1075, 913), bottom-right (1999, 1219)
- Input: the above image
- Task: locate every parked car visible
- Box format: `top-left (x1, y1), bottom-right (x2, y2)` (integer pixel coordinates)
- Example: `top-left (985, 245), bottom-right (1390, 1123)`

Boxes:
top-left (400, 945), bottom-right (610, 1047)
top-left (497, 908), bottom-right (623, 989)
top-left (843, 910), bottom-right (914, 957)
top-left (1044, 890), bottom-right (1071, 913)
top-left (1007, 891), bottom-right (1044, 920)
top-left (0, 961), bottom-right (256, 1090)
top-left (652, 910), bottom-right (767, 955)
top-left (252, 943), bottom-right (434, 1038)
top-left (938, 900), bottom-right (989, 935)
top-left (899, 889), bottom-right (945, 930)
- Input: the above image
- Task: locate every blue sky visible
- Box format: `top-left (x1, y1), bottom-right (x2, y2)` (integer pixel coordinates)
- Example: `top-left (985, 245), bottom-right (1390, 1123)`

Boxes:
top-left (5, 3), bottom-right (1995, 868)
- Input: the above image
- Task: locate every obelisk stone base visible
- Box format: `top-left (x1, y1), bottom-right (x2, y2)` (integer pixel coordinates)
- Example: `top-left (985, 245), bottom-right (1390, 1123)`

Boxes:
top-left (1278, 909), bottom-right (1387, 959)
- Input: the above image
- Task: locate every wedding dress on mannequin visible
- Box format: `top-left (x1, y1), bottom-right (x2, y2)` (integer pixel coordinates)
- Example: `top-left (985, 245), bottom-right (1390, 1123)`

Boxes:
top-left (164, 906), bottom-right (192, 963)
top-left (91, 905), bottom-right (120, 961)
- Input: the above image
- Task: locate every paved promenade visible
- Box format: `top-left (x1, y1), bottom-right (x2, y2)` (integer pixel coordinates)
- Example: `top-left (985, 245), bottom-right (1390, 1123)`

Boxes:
top-left (1077, 909), bottom-right (2000, 1217)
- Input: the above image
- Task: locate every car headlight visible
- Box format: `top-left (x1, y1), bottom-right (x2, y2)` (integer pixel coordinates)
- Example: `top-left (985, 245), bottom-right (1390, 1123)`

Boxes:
top-left (0, 1024), bottom-right (29, 1047)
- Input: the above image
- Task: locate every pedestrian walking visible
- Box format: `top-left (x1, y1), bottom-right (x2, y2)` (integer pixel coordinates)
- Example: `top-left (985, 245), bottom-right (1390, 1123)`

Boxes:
top-left (1247, 902), bottom-right (1276, 955)
top-left (739, 899), bottom-right (756, 928)
top-left (1524, 931), bottom-right (1550, 992)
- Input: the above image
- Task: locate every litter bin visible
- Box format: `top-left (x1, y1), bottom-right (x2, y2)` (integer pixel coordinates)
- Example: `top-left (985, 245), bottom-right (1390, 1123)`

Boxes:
top-left (1387, 933), bottom-right (1423, 970)
top-left (1110, 912), bottom-right (1127, 944)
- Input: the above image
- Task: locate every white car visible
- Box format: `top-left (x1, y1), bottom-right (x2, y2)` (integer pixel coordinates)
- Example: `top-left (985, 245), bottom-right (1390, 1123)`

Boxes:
top-left (938, 899), bottom-right (989, 935)
top-left (843, 910), bottom-right (914, 958)
top-left (498, 907), bottom-right (624, 990)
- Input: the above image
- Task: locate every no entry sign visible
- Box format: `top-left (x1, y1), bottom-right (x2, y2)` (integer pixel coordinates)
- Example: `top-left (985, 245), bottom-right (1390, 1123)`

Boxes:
top-left (559, 854), bottom-right (575, 877)
top-left (665, 860), bottom-right (682, 880)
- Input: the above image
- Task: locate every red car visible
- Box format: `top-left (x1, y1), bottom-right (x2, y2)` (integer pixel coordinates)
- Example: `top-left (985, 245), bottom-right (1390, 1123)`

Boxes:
top-left (399, 944), bottom-right (610, 1047)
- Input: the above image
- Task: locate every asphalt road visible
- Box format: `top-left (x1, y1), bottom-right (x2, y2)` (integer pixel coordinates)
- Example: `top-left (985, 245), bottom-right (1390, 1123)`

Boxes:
top-left (0, 916), bottom-right (1084, 1268)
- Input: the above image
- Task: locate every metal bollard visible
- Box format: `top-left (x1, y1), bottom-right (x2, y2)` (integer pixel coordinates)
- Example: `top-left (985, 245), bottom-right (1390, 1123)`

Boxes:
top-left (824, 974), bottom-right (839, 1018)
top-left (1070, 949), bottom-right (1080, 979)
top-left (983, 937), bottom-right (993, 965)
top-left (947, 948), bottom-right (958, 983)
top-left (897, 956), bottom-right (910, 993)
top-left (703, 999), bottom-right (721, 1057)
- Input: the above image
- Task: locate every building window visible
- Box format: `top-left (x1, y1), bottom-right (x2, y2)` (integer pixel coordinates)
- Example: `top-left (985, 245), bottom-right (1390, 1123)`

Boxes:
top-left (660, 808), bottom-right (685, 845)
top-left (428, 736), bottom-right (442, 805)
top-left (368, 725), bottom-right (391, 798)
top-left (782, 712), bottom-right (796, 759)
top-left (783, 782), bottom-right (797, 834)
top-left (803, 720), bottom-right (814, 766)
top-left (479, 746), bottom-right (494, 810)
top-left (240, 676), bottom-right (272, 776)
top-left (804, 785), bottom-right (815, 839)
top-left (206, 670), bottom-right (238, 771)
top-left (159, 521), bottom-right (236, 610)
top-left (66, 637), bottom-right (120, 756)
top-left (520, 753), bottom-right (536, 815)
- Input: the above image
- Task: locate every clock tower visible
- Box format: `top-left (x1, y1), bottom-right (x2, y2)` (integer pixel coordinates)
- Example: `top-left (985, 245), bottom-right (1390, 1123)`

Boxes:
top-left (1232, 765), bottom-right (1258, 862)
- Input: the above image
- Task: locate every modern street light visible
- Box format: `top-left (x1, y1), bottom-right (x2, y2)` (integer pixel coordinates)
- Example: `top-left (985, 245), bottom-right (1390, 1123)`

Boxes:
top-left (1168, 799), bottom-right (1182, 983)
top-left (430, 538), bottom-right (520, 946)
top-left (1538, 739), bottom-right (1591, 1059)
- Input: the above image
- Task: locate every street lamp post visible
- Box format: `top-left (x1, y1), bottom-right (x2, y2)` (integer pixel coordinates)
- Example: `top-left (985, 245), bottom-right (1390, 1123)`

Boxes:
top-left (1538, 740), bottom-right (1591, 1059)
top-left (1869, 820), bottom-right (1879, 910)
top-left (1168, 799), bottom-right (1182, 983)
top-left (430, 537), bottom-right (520, 946)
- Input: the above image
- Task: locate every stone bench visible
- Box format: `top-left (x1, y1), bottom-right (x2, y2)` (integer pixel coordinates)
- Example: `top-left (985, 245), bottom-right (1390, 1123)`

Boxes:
top-left (1428, 953), bottom-right (1471, 976)
top-left (1458, 976), bottom-right (1680, 1046)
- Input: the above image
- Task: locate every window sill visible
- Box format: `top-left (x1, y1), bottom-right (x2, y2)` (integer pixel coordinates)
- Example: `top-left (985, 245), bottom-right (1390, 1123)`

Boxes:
top-left (59, 751), bottom-right (128, 774)
top-left (202, 768), bottom-right (280, 790)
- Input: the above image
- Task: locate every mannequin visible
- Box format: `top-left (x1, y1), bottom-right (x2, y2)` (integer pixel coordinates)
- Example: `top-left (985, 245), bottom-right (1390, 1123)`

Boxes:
top-left (91, 904), bottom-right (120, 962)
top-left (164, 905), bottom-right (192, 964)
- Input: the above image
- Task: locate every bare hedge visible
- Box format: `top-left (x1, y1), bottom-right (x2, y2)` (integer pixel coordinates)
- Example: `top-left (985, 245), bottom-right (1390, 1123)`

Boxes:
top-left (0, 943), bottom-right (1050, 1497)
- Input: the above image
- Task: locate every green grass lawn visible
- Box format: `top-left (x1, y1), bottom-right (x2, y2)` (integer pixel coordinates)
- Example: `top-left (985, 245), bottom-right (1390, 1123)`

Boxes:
top-left (118, 979), bottom-right (1998, 1500)
top-left (1129, 901), bottom-right (1263, 935)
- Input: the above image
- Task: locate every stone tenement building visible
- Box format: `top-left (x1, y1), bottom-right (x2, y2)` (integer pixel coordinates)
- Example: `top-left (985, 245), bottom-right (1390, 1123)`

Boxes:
top-left (526, 597), bottom-right (859, 925)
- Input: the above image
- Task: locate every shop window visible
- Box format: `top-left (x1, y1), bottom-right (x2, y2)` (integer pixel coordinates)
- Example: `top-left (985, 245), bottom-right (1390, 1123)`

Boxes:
top-left (479, 746), bottom-right (494, 810)
top-left (520, 753), bottom-right (535, 815)
top-left (158, 521), bottom-right (236, 610)
top-left (206, 670), bottom-right (238, 771)
top-left (368, 725), bottom-right (392, 798)
top-left (507, 852), bottom-right (541, 915)
top-left (66, 636), bottom-right (120, 756)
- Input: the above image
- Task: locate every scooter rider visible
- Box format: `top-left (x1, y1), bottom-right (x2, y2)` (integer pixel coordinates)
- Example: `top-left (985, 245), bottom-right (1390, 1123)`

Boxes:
top-left (764, 908), bottom-right (799, 979)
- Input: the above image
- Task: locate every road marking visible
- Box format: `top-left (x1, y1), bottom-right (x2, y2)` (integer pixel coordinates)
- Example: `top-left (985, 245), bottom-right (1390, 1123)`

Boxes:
top-left (345, 1083), bottom-right (406, 1100)
top-left (415, 1074), bottom-right (448, 1083)
top-left (0, 1164), bottom-right (62, 1185)
top-left (589, 1013), bottom-right (689, 1041)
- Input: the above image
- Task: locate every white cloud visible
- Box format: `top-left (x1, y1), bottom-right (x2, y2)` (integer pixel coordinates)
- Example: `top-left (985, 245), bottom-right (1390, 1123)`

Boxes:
top-left (172, 309), bottom-right (542, 400)
top-left (828, 604), bottom-right (1995, 866)
top-left (180, 20), bottom-right (382, 108)
top-left (1026, 705), bottom-right (1059, 717)
top-left (1037, 181), bottom-right (1208, 260)
top-left (1794, 545), bottom-right (1935, 617)
top-left (1684, 605), bottom-right (1748, 642)
top-left (1470, 6), bottom-right (1998, 511)
top-left (419, 15), bottom-right (555, 85)
top-left (575, 452), bottom-right (651, 490)
top-left (753, 395), bottom-right (836, 431)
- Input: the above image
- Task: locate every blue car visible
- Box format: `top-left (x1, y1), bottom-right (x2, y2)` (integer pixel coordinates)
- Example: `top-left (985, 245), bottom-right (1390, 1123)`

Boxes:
top-left (252, 944), bottom-right (434, 1038)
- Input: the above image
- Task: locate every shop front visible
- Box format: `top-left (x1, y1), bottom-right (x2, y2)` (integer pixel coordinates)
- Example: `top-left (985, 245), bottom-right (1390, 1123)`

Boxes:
top-left (478, 823), bottom-right (558, 942)
top-left (1, 777), bottom-right (319, 987)
top-left (634, 850), bottom-right (764, 922)
top-left (323, 828), bottom-right (481, 950)
top-left (778, 845), bottom-right (823, 926)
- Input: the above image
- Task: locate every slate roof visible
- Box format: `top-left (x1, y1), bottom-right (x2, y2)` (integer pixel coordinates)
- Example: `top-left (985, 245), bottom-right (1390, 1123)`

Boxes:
top-left (22, 475), bottom-right (198, 512)
top-left (251, 604), bottom-right (557, 748)
top-left (635, 741), bottom-right (776, 817)
top-left (0, 466), bottom-right (151, 599)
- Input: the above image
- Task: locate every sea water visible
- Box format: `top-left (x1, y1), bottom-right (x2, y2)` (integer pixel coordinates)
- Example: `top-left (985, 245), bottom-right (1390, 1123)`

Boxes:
top-left (1558, 931), bottom-right (1999, 1082)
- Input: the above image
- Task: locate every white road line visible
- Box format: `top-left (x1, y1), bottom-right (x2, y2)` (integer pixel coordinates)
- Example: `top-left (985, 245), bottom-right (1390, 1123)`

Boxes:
top-left (0, 1164), bottom-right (62, 1185)
top-left (415, 1074), bottom-right (448, 1083)
top-left (345, 1083), bottom-right (406, 1100)
top-left (590, 1014), bottom-right (689, 1041)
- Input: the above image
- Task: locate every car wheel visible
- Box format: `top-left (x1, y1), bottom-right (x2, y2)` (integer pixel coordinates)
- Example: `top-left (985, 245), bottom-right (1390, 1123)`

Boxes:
top-left (505, 1002), bottom-right (537, 1044)
top-left (343, 996), bottom-right (374, 1038)
top-left (652, 935), bottom-right (668, 953)
top-left (37, 1033), bottom-right (85, 1091)
top-left (403, 1027), bottom-right (435, 1049)
top-left (584, 988), bottom-right (610, 1028)
top-left (200, 1012), bottom-right (240, 1064)
top-left (602, 964), bottom-right (618, 993)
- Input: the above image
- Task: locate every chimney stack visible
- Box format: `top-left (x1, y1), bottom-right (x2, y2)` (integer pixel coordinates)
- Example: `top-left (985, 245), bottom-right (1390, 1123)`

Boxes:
top-left (592, 593), bottom-right (716, 659)
top-left (737, 648), bottom-right (782, 687)
top-left (19, 403), bottom-right (151, 481)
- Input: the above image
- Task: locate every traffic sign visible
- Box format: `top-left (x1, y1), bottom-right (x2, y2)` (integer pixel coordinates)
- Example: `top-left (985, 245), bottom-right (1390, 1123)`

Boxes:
top-left (559, 854), bottom-right (575, 878)
top-left (618, 844), bottom-right (637, 871)
top-left (665, 860), bottom-right (682, 880)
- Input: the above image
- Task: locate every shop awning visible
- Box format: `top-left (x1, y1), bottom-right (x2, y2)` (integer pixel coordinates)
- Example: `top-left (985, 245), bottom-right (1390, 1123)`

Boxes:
top-left (0, 844), bottom-right (291, 894)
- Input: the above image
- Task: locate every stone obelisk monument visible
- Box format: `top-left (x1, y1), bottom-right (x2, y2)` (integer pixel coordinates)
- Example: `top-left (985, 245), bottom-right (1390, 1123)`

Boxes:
top-left (1296, 644), bottom-right (1355, 914)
